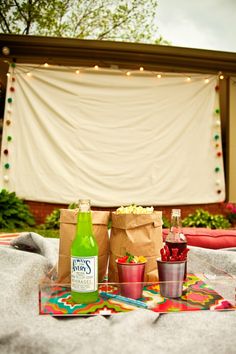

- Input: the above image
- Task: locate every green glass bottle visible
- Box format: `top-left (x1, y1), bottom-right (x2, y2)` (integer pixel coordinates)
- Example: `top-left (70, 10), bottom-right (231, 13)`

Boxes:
top-left (71, 199), bottom-right (98, 304)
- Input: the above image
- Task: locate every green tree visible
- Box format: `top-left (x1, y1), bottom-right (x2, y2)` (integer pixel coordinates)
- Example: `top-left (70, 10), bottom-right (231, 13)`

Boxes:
top-left (0, 0), bottom-right (169, 44)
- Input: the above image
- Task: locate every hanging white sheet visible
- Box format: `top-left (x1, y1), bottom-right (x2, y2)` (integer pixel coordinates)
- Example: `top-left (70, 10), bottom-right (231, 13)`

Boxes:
top-left (0, 64), bottom-right (225, 206)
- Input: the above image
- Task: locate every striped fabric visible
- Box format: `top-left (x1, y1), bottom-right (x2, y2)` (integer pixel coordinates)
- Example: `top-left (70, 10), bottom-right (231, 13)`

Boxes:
top-left (0, 233), bottom-right (19, 246)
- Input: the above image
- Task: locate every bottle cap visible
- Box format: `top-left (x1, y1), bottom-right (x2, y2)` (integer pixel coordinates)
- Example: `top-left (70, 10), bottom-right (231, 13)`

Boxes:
top-left (79, 199), bottom-right (91, 212)
top-left (171, 209), bottom-right (181, 217)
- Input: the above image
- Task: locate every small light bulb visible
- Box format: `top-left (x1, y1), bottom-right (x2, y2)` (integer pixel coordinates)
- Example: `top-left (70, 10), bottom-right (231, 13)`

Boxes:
top-left (139, 67), bottom-right (144, 71)
top-left (186, 77), bottom-right (191, 82)
top-left (3, 175), bottom-right (9, 182)
top-left (2, 46), bottom-right (10, 56)
top-left (157, 74), bottom-right (161, 79)
top-left (126, 71), bottom-right (131, 76)
top-left (76, 70), bottom-right (80, 74)
top-left (44, 63), bottom-right (49, 67)
top-left (205, 78), bottom-right (209, 84)
top-left (27, 72), bottom-right (31, 77)
top-left (94, 65), bottom-right (99, 70)
top-left (219, 74), bottom-right (224, 80)
top-left (6, 72), bottom-right (10, 77)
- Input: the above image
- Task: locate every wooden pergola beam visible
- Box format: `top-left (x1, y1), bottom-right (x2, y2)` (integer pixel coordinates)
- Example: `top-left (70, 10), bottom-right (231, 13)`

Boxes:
top-left (1, 34), bottom-right (236, 74)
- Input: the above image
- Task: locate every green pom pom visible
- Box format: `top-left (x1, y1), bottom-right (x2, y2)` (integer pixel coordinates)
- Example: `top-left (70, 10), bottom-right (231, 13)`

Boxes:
top-left (11, 63), bottom-right (16, 68)
top-left (4, 163), bottom-right (10, 169)
top-left (7, 97), bottom-right (13, 103)
top-left (7, 136), bottom-right (12, 142)
top-left (215, 108), bottom-right (220, 114)
top-left (215, 166), bottom-right (220, 173)
top-left (214, 134), bottom-right (220, 140)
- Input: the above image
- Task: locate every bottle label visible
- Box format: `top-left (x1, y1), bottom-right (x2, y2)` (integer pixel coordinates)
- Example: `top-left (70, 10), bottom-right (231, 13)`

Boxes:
top-left (71, 256), bottom-right (98, 292)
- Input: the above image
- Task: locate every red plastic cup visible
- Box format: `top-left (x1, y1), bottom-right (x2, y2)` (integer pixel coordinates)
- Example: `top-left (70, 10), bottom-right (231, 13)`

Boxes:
top-left (116, 261), bottom-right (146, 299)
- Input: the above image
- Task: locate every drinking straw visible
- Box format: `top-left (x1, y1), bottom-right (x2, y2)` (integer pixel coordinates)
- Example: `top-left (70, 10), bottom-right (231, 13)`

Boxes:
top-left (100, 292), bottom-right (151, 309)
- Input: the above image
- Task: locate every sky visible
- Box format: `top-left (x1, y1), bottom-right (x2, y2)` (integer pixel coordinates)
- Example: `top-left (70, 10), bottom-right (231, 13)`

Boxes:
top-left (157, 0), bottom-right (236, 53)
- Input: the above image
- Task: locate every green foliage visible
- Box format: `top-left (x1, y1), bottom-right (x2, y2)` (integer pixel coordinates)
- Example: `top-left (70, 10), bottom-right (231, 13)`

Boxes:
top-left (36, 228), bottom-right (59, 238)
top-left (182, 208), bottom-right (231, 229)
top-left (226, 213), bottom-right (236, 225)
top-left (108, 218), bottom-right (112, 230)
top-left (44, 209), bottom-right (60, 229)
top-left (68, 202), bottom-right (79, 209)
top-left (162, 215), bottom-right (170, 229)
top-left (0, 0), bottom-right (169, 45)
top-left (0, 189), bottom-right (35, 229)
top-left (43, 201), bottom-right (79, 229)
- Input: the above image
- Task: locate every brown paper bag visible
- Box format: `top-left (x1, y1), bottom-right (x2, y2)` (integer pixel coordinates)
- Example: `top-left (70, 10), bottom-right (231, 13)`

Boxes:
top-left (57, 209), bottom-right (110, 283)
top-left (108, 211), bottom-right (163, 282)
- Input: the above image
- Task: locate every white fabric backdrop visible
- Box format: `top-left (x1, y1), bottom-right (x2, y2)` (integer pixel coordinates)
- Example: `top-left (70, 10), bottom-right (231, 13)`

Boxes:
top-left (0, 64), bottom-right (225, 206)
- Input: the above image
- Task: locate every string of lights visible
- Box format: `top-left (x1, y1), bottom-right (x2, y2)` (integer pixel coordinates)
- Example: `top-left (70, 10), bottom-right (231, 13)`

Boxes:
top-left (3, 60), bottom-right (226, 82)
top-left (1, 62), bottom-right (225, 199)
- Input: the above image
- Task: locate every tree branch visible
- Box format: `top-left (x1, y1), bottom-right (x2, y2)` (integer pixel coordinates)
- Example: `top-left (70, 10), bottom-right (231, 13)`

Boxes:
top-left (32, 0), bottom-right (42, 5)
top-left (73, 2), bottom-right (103, 35)
top-left (13, 0), bottom-right (28, 22)
top-left (24, 0), bottom-right (33, 34)
top-left (0, 9), bottom-right (12, 33)
top-left (57, 0), bottom-right (71, 33)
top-left (97, 7), bottom-right (136, 40)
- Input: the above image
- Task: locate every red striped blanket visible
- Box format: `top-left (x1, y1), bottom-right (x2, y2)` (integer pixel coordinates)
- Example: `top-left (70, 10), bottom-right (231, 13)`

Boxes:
top-left (0, 233), bottom-right (19, 246)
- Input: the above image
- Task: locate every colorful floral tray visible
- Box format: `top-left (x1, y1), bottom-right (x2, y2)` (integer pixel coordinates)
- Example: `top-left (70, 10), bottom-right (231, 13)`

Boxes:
top-left (39, 274), bottom-right (236, 316)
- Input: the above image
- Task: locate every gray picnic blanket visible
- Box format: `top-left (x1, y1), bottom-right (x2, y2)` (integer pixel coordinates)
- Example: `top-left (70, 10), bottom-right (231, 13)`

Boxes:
top-left (0, 232), bottom-right (236, 354)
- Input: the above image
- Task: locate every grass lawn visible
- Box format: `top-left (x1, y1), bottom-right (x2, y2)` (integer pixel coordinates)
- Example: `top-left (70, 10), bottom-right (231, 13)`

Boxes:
top-left (0, 227), bottom-right (59, 238)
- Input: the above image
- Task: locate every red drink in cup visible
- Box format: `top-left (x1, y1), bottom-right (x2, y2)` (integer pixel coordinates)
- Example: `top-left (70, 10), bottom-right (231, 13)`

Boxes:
top-left (165, 240), bottom-right (187, 279)
top-left (116, 254), bottom-right (147, 299)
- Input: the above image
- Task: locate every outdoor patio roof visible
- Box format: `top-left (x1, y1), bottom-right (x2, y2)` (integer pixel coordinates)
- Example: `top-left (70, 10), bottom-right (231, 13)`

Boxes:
top-left (1, 34), bottom-right (236, 76)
